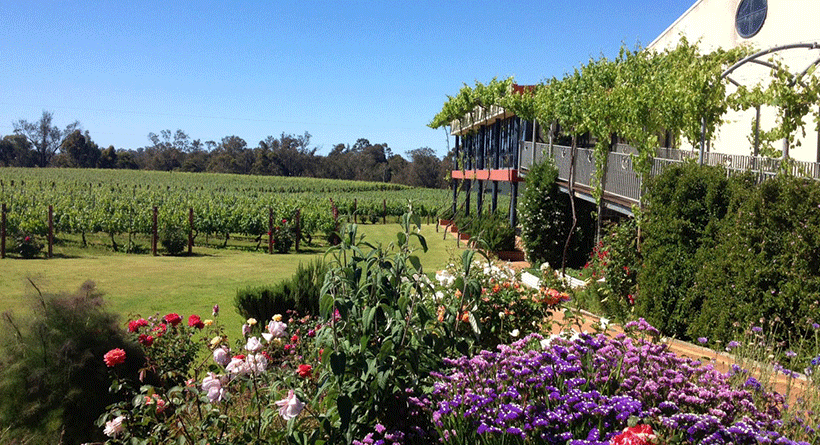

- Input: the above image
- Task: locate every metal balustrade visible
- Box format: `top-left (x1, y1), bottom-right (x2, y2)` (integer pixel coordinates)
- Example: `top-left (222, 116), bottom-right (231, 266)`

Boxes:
top-left (519, 141), bottom-right (820, 209)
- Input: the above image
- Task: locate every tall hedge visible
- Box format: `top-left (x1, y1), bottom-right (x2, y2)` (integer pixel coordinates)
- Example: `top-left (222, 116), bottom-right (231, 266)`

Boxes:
top-left (690, 174), bottom-right (820, 351)
top-left (636, 163), bottom-right (736, 338)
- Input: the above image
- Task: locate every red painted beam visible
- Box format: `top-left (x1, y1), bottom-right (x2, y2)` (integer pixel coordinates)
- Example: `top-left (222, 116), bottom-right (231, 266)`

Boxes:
top-left (451, 169), bottom-right (522, 182)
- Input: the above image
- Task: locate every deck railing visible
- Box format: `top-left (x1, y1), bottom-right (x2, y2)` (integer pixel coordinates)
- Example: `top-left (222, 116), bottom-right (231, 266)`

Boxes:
top-left (519, 141), bottom-right (820, 207)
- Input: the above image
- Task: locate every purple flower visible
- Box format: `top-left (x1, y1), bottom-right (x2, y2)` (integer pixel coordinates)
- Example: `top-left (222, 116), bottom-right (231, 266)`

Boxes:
top-left (697, 337), bottom-right (708, 344)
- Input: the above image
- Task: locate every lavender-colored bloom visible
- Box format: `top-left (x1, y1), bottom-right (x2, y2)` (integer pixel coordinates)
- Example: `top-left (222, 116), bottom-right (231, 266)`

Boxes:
top-left (697, 337), bottom-right (708, 344)
top-left (752, 326), bottom-right (763, 333)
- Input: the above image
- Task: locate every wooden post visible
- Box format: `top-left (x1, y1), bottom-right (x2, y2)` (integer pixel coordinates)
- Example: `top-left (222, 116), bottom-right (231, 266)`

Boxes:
top-left (152, 206), bottom-right (158, 256)
top-left (294, 209), bottom-right (301, 252)
top-left (353, 199), bottom-right (358, 224)
top-left (47, 205), bottom-right (53, 258)
top-left (382, 199), bottom-right (387, 224)
top-left (268, 207), bottom-right (273, 254)
top-left (188, 207), bottom-right (194, 255)
top-left (1, 203), bottom-right (6, 259)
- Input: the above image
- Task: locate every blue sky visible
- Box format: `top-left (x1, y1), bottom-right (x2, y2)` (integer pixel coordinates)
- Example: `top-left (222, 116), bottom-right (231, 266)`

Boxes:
top-left (0, 0), bottom-right (696, 158)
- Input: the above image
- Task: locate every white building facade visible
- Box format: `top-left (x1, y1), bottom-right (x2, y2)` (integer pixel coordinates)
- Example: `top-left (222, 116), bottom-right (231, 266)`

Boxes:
top-left (648, 0), bottom-right (820, 162)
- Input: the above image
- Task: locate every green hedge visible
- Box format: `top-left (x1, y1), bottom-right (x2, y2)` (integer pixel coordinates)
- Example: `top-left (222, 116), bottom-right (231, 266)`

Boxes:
top-left (637, 163), bottom-right (820, 362)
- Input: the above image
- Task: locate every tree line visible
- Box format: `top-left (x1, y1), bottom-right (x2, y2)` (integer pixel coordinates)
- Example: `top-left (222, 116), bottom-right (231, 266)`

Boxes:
top-left (0, 111), bottom-right (451, 189)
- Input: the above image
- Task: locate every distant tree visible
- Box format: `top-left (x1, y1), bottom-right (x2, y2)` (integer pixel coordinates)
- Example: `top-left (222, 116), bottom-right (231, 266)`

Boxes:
top-left (257, 132), bottom-right (316, 177)
top-left (59, 130), bottom-right (101, 168)
top-left (0, 134), bottom-right (36, 167)
top-left (405, 147), bottom-right (444, 188)
top-left (143, 129), bottom-right (190, 171)
top-left (115, 150), bottom-right (139, 169)
top-left (208, 135), bottom-right (250, 174)
top-left (97, 145), bottom-right (118, 169)
top-left (13, 111), bottom-right (80, 167)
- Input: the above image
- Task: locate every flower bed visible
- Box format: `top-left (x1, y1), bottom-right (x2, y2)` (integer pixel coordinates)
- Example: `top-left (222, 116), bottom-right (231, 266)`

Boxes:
top-left (93, 215), bottom-right (820, 445)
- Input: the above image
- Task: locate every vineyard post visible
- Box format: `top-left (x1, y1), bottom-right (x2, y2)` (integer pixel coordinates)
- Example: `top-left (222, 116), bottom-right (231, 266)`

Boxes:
top-left (354, 199), bottom-right (358, 224)
top-left (382, 199), bottom-right (387, 224)
top-left (188, 207), bottom-right (193, 255)
top-left (268, 207), bottom-right (273, 254)
top-left (152, 206), bottom-right (158, 256)
top-left (48, 205), bottom-right (53, 258)
top-left (294, 209), bottom-right (301, 252)
top-left (1, 203), bottom-right (6, 259)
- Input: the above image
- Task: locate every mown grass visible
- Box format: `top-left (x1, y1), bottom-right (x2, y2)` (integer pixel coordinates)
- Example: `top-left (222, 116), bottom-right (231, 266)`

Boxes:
top-left (1, 223), bottom-right (462, 328)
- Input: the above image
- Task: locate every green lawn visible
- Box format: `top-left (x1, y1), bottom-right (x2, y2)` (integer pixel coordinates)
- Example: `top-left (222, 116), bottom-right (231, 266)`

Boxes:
top-left (1, 223), bottom-right (462, 328)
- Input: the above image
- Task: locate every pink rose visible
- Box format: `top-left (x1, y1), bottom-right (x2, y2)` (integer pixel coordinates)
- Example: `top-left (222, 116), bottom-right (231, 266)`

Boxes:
top-left (103, 415), bottom-right (125, 437)
top-left (201, 372), bottom-right (226, 403)
top-left (103, 348), bottom-right (126, 367)
top-left (275, 390), bottom-right (305, 420)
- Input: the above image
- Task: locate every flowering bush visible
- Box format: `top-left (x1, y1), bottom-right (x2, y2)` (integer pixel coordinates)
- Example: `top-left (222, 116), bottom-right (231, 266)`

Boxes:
top-left (98, 309), bottom-right (324, 444)
top-left (271, 217), bottom-right (295, 253)
top-left (423, 319), bottom-right (813, 445)
top-left (14, 232), bottom-right (43, 258)
top-left (582, 219), bottom-right (640, 322)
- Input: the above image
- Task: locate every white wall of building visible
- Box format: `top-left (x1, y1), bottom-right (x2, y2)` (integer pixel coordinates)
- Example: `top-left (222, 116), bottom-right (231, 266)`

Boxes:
top-left (648, 0), bottom-right (820, 162)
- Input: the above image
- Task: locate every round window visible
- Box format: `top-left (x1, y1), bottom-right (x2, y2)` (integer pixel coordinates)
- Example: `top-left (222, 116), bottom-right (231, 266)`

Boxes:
top-left (736, 0), bottom-right (767, 38)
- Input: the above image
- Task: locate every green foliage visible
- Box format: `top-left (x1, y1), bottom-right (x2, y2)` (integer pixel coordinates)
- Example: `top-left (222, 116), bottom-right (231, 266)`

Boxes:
top-left (14, 232), bottom-right (43, 258)
top-left (271, 217), bottom-right (294, 253)
top-left (584, 219), bottom-right (640, 322)
top-left (0, 282), bottom-right (143, 444)
top-left (235, 282), bottom-right (296, 323)
top-left (468, 212), bottom-right (515, 252)
top-left (159, 223), bottom-right (187, 255)
top-left (290, 257), bottom-right (328, 316)
top-left (636, 163), bottom-right (734, 338)
top-left (310, 212), bottom-right (465, 443)
top-left (518, 157), bottom-right (570, 266)
top-left (689, 174), bottom-right (820, 360)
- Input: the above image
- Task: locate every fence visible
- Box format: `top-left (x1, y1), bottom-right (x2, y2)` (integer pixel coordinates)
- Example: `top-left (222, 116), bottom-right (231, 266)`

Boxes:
top-left (519, 142), bottom-right (820, 208)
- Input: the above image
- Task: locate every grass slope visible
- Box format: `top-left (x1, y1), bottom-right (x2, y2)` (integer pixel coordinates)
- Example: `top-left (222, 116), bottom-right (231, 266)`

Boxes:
top-left (1, 223), bottom-right (461, 328)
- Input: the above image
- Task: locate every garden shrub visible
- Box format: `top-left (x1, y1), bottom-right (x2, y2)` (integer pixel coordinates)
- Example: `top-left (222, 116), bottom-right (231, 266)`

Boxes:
top-left (519, 157), bottom-right (595, 268)
top-left (690, 174), bottom-right (820, 358)
top-left (0, 282), bottom-right (144, 445)
top-left (636, 162), bottom-right (735, 338)
top-left (583, 218), bottom-right (640, 322)
top-left (467, 211), bottom-right (516, 252)
top-left (235, 281), bottom-right (296, 323)
top-left (519, 157), bottom-right (569, 266)
top-left (14, 232), bottom-right (43, 258)
top-left (290, 257), bottom-right (328, 315)
top-left (160, 224), bottom-right (187, 255)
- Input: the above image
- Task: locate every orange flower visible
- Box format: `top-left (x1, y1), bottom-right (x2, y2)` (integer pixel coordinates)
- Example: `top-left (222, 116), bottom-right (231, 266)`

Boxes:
top-left (454, 289), bottom-right (462, 297)
top-left (492, 284), bottom-right (501, 293)
top-left (461, 312), bottom-right (470, 323)
top-left (436, 305), bottom-right (445, 322)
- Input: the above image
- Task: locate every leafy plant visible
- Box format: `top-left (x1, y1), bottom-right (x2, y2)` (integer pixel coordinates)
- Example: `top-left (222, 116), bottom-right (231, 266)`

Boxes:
top-left (518, 157), bottom-right (571, 266)
top-left (14, 232), bottom-right (43, 258)
top-left (160, 224), bottom-right (187, 255)
top-left (235, 282), bottom-right (296, 323)
top-left (0, 282), bottom-right (144, 444)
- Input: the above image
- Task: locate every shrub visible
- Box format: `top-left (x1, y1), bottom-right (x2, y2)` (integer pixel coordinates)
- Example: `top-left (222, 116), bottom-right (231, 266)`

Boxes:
top-left (234, 282), bottom-right (296, 323)
top-left (160, 224), bottom-right (187, 255)
top-left (290, 258), bottom-right (328, 316)
top-left (271, 217), bottom-right (294, 253)
top-left (0, 282), bottom-right (144, 444)
top-left (468, 212), bottom-right (516, 252)
top-left (636, 163), bottom-right (735, 338)
top-left (690, 174), bottom-right (820, 359)
top-left (14, 232), bottom-right (43, 258)
top-left (519, 157), bottom-right (594, 268)
top-left (584, 218), bottom-right (640, 322)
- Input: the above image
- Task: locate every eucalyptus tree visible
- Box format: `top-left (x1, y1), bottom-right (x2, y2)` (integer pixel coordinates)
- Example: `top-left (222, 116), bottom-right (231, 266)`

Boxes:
top-left (13, 111), bottom-right (80, 167)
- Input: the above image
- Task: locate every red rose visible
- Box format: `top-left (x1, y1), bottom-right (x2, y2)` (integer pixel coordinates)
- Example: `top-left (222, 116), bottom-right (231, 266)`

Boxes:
top-left (152, 324), bottom-right (167, 337)
top-left (298, 364), bottom-right (312, 378)
top-left (128, 318), bottom-right (149, 332)
top-left (290, 334), bottom-right (299, 343)
top-left (138, 334), bottom-right (154, 346)
top-left (188, 314), bottom-right (204, 329)
top-left (282, 218), bottom-right (287, 224)
top-left (104, 348), bottom-right (126, 367)
top-left (163, 313), bottom-right (182, 326)
top-left (612, 424), bottom-right (656, 445)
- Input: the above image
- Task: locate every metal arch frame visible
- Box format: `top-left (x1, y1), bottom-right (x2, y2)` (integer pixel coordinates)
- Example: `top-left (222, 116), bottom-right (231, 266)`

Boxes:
top-left (699, 42), bottom-right (820, 164)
